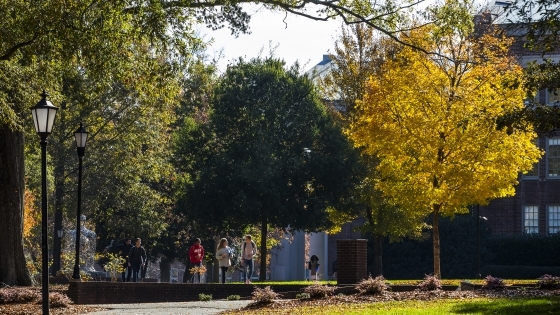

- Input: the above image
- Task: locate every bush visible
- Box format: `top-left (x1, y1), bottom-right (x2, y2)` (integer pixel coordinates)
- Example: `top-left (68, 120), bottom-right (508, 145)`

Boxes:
top-left (355, 276), bottom-right (390, 295)
top-left (302, 283), bottom-right (337, 299)
top-left (482, 275), bottom-right (505, 290)
top-left (251, 286), bottom-right (281, 304)
top-left (481, 265), bottom-right (560, 279)
top-left (48, 292), bottom-right (72, 308)
top-left (198, 293), bottom-right (212, 301)
top-left (226, 295), bottom-right (240, 301)
top-left (0, 288), bottom-right (39, 304)
top-left (417, 274), bottom-right (442, 291)
top-left (295, 293), bottom-right (310, 299)
top-left (537, 274), bottom-right (560, 289)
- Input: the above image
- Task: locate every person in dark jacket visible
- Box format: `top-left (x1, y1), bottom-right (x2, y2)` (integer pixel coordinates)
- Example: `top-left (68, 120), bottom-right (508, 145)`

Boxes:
top-left (128, 238), bottom-right (147, 282)
top-left (119, 238), bottom-right (133, 282)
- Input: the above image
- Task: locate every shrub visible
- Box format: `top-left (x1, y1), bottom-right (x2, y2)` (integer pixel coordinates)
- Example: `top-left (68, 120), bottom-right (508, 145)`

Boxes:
top-left (198, 293), bottom-right (212, 301)
top-left (0, 288), bottom-right (39, 304)
top-left (295, 293), bottom-right (310, 299)
top-left (48, 292), bottom-right (72, 308)
top-left (226, 295), bottom-right (240, 301)
top-left (482, 275), bottom-right (505, 290)
top-left (481, 265), bottom-right (560, 279)
top-left (355, 276), bottom-right (390, 295)
top-left (537, 274), bottom-right (560, 289)
top-left (251, 286), bottom-right (281, 304)
top-left (417, 274), bottom-right (443, 291)
top-left (302, 283), bottom-right (337, 299)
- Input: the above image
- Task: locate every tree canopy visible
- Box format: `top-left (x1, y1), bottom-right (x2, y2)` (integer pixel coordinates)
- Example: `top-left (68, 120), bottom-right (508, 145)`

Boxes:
top-left (349, 0), bottom-right (542, 278)
top-left (174, 57), bottom-right (361, 279)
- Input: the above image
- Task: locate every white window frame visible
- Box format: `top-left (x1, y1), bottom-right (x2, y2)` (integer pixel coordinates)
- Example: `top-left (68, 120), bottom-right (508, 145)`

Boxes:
top-left (547, 138), bottom-right (560, 178)
top-left (546, 88), bottom-right (560, 106)
top-left (523, 205), bottom-right (539, 234)
top-left (547, 205), bottom-right (560, 234)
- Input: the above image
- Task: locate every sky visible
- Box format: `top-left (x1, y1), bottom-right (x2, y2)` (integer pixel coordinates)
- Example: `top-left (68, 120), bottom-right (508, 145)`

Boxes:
top-left (200, 4), bottom-right (343, 73)
top-left (199, 1), bottom-right (508, 73)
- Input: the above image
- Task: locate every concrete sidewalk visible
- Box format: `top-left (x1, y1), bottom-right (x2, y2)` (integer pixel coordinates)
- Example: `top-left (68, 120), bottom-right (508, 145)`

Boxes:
top-left (82, 300), bottom-right (252, 315)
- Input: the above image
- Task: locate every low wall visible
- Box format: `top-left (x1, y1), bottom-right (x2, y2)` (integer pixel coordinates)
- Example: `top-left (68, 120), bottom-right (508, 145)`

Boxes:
top-left (67, 282), bottom-right (340, 304)
top-left (67, 282), bottom-right (464, 304)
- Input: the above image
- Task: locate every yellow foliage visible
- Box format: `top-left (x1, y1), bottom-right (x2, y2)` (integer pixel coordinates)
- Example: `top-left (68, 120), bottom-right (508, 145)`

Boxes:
top-left (23, 189), bottom-right (38, 239)
top-left (349, 25), bottom-right (542, 218)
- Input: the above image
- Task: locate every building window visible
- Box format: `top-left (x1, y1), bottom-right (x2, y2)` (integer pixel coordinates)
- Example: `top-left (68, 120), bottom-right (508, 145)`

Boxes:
top-left (523, 205), bottom-right (539, 234)
top-left (547, 138), bottom-right (560, 177)
top-left (547, 88), bottom-right (560, 106)
top-left (524, 138), bottom-right (539, 178)
top-left (548, 206), bottom-right (560, 234)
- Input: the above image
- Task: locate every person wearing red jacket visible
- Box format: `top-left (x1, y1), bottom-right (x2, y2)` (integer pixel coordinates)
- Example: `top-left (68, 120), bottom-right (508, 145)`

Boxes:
top-left (189, 238), bottom-right (204, 283)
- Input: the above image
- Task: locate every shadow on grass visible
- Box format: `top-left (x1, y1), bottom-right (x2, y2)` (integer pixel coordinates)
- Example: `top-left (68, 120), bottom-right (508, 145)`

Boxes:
top-left (451, 296), bottom-right (560, 315)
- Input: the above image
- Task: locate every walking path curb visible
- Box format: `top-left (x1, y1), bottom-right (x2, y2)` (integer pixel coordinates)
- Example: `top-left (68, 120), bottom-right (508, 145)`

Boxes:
top-left (81, 300), bottom-right (251, 315)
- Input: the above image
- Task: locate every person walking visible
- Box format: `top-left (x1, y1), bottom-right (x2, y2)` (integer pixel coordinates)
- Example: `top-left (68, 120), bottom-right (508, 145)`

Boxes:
top-left (128, 238), bottom-right (147, 282)
top-left (189, 238), bottom-right (205, 283)
top-left (119, 238), bottom-right (133, 282)
top-left (216, 238), bottom-right (232, 284)
top-left (241, 235), bottom-right (257, 284)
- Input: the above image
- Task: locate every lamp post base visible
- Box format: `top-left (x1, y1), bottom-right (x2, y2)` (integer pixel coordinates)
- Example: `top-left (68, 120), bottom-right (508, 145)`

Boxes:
top-left (72, 266), bottom-right (81, 280)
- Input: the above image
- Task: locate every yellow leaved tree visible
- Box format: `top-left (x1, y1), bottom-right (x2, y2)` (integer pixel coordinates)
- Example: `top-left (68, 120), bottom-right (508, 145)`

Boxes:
top-left (349, 0), bottom-right (542, 278)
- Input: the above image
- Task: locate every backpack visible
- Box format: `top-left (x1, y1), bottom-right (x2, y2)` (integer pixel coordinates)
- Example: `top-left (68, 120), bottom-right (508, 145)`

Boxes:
top-left (243, 240), bottom-right (256, 252)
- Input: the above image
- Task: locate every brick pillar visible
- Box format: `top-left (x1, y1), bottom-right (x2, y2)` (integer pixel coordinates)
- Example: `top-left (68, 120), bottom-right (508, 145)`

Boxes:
top-left (336, 239), bottom-right (368, 285)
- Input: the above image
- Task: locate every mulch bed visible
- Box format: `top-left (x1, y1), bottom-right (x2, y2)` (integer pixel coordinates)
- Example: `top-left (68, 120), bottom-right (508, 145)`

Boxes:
top-left (224, 288), bottom-right (560, 313)
top-left (0, 285), bottom-right (104, 315)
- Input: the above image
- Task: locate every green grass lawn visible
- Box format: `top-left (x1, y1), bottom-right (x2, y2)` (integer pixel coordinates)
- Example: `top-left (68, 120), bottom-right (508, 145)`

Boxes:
top-left (233, 297), bottom-right (560, 314)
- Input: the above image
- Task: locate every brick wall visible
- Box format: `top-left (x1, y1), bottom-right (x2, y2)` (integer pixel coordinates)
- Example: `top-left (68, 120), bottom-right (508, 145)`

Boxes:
top-left (336, 239), bottom-right (368, 285)
top-left (67, 282), bottom-right (333, 304)
top-left (482, 135), bottom-right (560, 236)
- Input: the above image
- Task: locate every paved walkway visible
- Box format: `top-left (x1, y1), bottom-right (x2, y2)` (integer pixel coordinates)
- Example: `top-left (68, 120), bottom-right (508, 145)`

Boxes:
top-left (82, 300), bottom-right (252, 315)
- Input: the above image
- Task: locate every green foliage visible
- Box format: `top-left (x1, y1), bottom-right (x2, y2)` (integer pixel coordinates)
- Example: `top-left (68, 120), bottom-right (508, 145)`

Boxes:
top-left (227, 295), bottom-right (241, 300)
top-left (174, 57), bottom-right (362, 234)
top-left (485, 233), bottom-right (560, 267)
top-left (379, 214), bottom-right (493, 279)
top-left (198, 293), bottom-right (212, 301)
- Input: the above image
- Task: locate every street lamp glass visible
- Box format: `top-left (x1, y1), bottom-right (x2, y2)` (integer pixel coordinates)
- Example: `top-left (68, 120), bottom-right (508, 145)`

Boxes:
top-left (31, 91), bottom-right (58, 134)
top-left (74, 124), bottom-right (88, 149)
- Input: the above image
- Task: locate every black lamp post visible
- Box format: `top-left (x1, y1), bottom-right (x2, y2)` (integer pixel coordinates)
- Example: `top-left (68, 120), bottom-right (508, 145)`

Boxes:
top-left (31, 91), bottom-right (58, 315)
top-left (72, 123), bottom-right (88, 280)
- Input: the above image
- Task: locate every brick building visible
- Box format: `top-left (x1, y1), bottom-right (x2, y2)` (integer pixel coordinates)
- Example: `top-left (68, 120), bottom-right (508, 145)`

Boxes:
top-left (479, 21), bottom-right (560, 236)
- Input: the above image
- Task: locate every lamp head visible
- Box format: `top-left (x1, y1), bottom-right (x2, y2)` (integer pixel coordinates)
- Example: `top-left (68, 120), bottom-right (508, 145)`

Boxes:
top-left (31, 91), bottom-right (58, 136)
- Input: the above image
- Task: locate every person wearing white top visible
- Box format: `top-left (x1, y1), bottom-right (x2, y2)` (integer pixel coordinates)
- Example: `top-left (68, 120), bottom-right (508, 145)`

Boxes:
top-left (241, 235), bottom-right (257, 284)
top-left (216, 238), bottom-right (232, 284)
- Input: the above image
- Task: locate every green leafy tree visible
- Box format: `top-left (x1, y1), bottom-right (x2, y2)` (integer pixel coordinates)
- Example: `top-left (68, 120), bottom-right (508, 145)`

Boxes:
top-left (175, 58), bottom-right (361, 280)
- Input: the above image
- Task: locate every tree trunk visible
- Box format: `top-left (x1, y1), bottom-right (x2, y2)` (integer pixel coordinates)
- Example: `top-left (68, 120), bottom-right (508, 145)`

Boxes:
top-left (212, 236), bottom-right (220, 283)
top-left (372, 234), bottom-right (383, 277)
top-left (259, 209), bottom-right (267, 281)
top-left (0, 126), bottom-right (32, 286)
top-left (432, 205), bottom-right (441, 279)
top-left (160, 257), bottom-right (171, 282)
